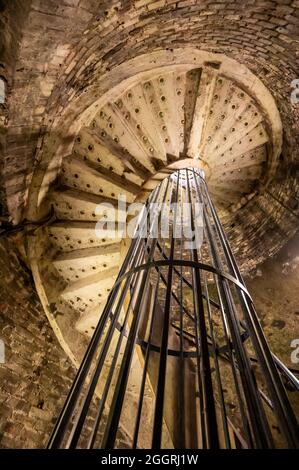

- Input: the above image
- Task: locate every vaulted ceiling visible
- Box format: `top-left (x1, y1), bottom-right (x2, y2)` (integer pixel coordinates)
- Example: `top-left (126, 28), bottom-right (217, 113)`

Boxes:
top-left (1, 0), bottom-right (298, 366)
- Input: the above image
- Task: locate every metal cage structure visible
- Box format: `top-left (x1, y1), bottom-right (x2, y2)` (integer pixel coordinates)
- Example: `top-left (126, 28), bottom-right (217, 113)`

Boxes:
top-left (48, 168), bottom-right (299, 449)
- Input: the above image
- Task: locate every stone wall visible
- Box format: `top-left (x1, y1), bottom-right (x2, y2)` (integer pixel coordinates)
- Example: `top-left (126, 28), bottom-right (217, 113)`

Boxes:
top-left (0, 0), bottom-right (31, 218)
top-left (224, 163), bottom-right (299, 271)
top-left (0, 235), bottom-right (75, 448)
top-left (246, 230), bottom-right (299, 369)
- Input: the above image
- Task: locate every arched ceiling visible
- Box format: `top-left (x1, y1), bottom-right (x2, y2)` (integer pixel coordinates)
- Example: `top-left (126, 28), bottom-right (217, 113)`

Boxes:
top-left (75, 66), bottom-right (273, 212)
top-left (1, 0), bottom-right (298, 366)
top-left (28, 51), bottom-right (282, 221)
top-left (1, 1), bottom-right (297, 275)
top-left (24, 52), bottom-right (285, 366)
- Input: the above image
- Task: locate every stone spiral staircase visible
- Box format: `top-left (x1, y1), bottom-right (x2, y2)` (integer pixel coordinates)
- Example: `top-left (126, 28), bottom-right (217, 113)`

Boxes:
top-left (27, 64), bottom-right (281, 368)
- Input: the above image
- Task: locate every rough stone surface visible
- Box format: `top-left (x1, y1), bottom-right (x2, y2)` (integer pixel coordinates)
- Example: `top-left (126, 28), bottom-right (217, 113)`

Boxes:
top-left (247, 230), bottom-right (299, 369)
top-left (0, 0), bottom-right (298, 271)
top-left (0, 235), bottom-right (75, 449)
top-left (246, 231), bottom-right (299, 420)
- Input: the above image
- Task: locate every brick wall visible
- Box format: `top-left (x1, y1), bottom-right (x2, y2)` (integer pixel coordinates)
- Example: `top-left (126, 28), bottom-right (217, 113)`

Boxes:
top-left (1, 0), bottom-right (298, 271)
top-left (0, 2), bottom-right (76, 449)
top-left (0, 235), bottom-right (75, 448)
top-left (224, 163), bottom-right (299, 271)
top-left (0, 0), bottom-right (30, 217)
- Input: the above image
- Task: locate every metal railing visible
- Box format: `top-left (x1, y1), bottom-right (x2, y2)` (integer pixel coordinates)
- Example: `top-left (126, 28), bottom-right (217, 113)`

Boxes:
top-left (48, 168), bottom-right (299, 449)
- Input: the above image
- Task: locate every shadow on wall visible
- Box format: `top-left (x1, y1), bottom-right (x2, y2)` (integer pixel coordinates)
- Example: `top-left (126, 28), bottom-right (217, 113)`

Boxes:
top-left (0, 127), bottom-right (75, 223)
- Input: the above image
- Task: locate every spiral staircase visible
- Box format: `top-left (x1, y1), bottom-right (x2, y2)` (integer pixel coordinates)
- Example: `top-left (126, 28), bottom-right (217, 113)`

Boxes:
top-left (27, 59), bottom-right (282, 373)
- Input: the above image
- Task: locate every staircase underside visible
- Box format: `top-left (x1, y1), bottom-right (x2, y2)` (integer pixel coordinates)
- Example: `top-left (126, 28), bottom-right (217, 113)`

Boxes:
top-left (26, 53), bottom-right (282, 392)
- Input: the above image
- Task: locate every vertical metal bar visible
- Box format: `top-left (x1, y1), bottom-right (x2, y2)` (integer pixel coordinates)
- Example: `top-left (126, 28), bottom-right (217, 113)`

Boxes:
top-left (102, 176), bottom-right (172, 449)
top-left (152, 172), bottom-right (180, 448)
top-left (202, 270), bottom-right (231, 448)
top-left (185, 169), bottom-right (206, 449)
top-left (86, 241), bottom-right (148, 449)
top-left (132, 235), bottom-right (169, 448)
top-left (193, 178), bottom-right (230, 447)
top-left (201, 186), bottom-right (271, 447)
top-left (131, 185), bottom-right (174, 447)
top-left (186, 168), bottom-right (219, 449)
top-left (87, 192), bottom-right (168, 448)
top-left (178, 170), bottom-right (185, 449)
top-left (201, 174), bottom-right (299, 448)
top-left (49, 166), bottom-right (298, 450)
top-left (64, 185), bottom-right (163, 448)
top-left (47, 191), bottom-right (154, 448)
top-left (191, 169), bottom-right (254, 447)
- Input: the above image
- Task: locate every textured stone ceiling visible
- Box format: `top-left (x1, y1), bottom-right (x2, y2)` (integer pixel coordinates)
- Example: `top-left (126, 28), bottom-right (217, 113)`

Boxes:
top-left (1, 0), bottom-right (298, 366)
top-left (79, 68), bottom-right (272, 211)
top-left (23, 53), bottom-right (284, 366)
top-left (1, 1), bottom-right (297, 266)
